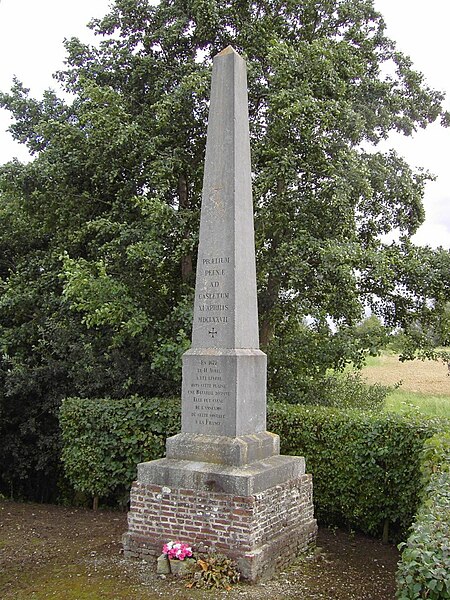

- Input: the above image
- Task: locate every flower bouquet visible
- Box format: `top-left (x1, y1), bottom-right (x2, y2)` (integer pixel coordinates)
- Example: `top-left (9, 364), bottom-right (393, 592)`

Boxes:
top-left (157, 540), bottom-right (195, 576)
top-left (163, 540), bottom-right (193, 561)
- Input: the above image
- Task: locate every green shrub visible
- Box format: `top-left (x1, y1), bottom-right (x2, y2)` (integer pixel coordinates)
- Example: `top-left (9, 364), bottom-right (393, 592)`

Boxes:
top-left (309, 371), bottom-right (391, 410)
top-left (60, 396), bottom-right (180, 504)
top-left (396, 433), bottom-right (450, 599)
top-left (269, 370), bottom-right (392, 411)
top-left (268, 403), bottom-right (448, 539)
top-left (420, 432), bottom-right (450, 483)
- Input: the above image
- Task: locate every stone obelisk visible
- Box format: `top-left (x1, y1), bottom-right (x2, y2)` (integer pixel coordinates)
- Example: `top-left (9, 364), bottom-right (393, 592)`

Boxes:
top-left (123, 47), bottom-right (317, 581)
top-left (167, 44), bottom-right (275, 464)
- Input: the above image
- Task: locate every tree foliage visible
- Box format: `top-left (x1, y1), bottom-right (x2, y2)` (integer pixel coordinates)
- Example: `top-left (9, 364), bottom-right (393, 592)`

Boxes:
top-left (1, 0), bottom-right (449, 499)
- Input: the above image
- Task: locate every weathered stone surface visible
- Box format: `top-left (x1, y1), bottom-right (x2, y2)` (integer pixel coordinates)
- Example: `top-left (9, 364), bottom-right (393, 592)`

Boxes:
top-left (156, 554), bottom-right (171, 574)
top-left (182, 46), bottom-right (267, 440)
top-left (181, 348), bottom-right (266, 437)
top-left (192, 46), bottom-right (258, 351)
top-left (166, 431), bottom-right (280, 466)
top-left (169, 557), bottom-right (196, 576)
top-left (137, 455), bottom-right (305, 496)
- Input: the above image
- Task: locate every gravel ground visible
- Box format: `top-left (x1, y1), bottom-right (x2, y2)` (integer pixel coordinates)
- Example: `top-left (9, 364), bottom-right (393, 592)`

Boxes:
top-left (0, 500), bottom-right (399, 599)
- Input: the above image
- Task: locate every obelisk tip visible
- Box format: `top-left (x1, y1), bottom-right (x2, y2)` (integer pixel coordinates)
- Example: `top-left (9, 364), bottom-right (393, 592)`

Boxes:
top-left (216, 45), bottom-right (239, 57)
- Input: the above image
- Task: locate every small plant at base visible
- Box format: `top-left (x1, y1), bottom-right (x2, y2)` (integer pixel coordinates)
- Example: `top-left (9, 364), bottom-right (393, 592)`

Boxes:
top-left (162, 541), bottom-right (193, 560)
top-left (186, 553), bottom-right (241, 590)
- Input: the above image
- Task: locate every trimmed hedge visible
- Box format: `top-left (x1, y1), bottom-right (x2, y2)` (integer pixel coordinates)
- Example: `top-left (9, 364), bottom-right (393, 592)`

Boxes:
top-left (60, 396), bottom-right (180, 503)
top-left (60, 397), bottom-right (448, 539)
top-left (268, 403), bottom-right (447, 539)
top-left (396, 433), bottom-right (450, 599)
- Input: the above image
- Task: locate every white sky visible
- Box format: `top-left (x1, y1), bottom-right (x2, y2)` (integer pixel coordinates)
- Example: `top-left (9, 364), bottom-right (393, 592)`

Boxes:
top-left (373, 0), bottom-right (450, 249)
top-left (0, 0), bottom-right (449, 250)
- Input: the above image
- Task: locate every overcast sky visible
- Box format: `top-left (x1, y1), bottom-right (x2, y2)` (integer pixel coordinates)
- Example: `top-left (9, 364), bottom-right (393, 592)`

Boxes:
top-left (0, 0), bottom-right (449, 249)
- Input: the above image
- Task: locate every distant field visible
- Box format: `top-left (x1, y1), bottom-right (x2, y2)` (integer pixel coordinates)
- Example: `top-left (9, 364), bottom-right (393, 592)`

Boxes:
top-left (361, 353), bottom-right (450, 417)
top-left (362, 353), bottom-right (450, 395)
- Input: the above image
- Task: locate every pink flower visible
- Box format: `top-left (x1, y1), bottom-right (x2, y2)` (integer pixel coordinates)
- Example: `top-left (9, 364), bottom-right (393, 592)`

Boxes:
top-left (162, 540), bottom-right (192, 560)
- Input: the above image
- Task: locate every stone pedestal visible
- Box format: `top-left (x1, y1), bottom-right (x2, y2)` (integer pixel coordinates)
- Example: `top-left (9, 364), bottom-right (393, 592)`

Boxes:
top-left (123, 475), bottom-right (317, 581)
top-left (123, 430), bottom-right (317, 580)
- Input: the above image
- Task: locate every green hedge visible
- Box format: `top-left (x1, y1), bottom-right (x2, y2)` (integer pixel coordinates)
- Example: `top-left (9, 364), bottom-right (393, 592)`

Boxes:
top-left (396, 433), bottom-right (450, 599)
top-left (268, 403), bottom-right (447, 539)
top-left (60, 396), bottom-right (180, 503)
top-left (60, 397), bottom-right (447, 539)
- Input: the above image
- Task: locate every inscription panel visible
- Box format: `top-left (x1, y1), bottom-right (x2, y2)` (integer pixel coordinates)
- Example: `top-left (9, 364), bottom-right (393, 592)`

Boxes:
top-left (192, 255), bottom-right (234, 347)
top-left (182, 354), bottom-right (236, 436)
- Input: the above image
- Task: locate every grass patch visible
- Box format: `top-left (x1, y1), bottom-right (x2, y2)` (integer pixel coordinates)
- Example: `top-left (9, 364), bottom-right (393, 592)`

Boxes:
top-left (363, 351), bottom-right (397, 367)
top-left (1, 561), bottom-right (150, 600)
top-left (384, 390), bottom-right (450, 418)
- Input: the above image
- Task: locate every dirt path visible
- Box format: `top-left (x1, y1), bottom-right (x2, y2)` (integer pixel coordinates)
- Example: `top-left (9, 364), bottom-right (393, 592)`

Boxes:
top-left (0, 501), bottom-right (399, 599)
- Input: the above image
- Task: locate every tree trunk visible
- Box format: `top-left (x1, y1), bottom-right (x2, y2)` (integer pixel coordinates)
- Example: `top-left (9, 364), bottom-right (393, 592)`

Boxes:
top-left (178, 174), bottom-right (193, 283)
top-left (259, 273), bottom-right (280, 350)
top-left (382, 518), bottom-right (389, 544)
top-left (260, 318), bottom-right (274, 351)
top-left (181, 254), bottom-right (193, 282)
top-left (259, 179), bottom-right (285, 351)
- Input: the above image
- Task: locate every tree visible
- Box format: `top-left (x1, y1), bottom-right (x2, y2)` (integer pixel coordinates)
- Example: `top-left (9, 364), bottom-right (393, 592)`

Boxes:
top-left (353, 315), bottom-right (390, 355)
top-left (1, 0), bottom-right (449, 499)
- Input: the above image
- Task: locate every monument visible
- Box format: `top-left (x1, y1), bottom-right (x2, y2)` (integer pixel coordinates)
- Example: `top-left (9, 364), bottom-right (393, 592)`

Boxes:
top-left (123, 46), bottom-right (317, 581)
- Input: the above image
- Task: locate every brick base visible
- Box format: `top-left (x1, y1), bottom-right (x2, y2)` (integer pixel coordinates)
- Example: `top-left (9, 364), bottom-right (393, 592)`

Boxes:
top-left (123, 475), bottom-right (317, 581)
